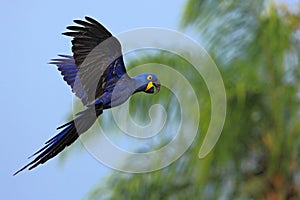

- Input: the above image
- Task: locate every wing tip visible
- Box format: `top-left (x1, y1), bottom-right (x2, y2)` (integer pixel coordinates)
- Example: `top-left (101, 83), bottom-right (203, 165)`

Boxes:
top-left (48, 55), bottom-right (74, 65)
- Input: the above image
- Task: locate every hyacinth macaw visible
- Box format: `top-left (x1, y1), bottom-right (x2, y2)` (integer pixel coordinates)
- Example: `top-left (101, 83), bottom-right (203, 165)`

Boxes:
top-left (14, 16), bottom-right (160, 175)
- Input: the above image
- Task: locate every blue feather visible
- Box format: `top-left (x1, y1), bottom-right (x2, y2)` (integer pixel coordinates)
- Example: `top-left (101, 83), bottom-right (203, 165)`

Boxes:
top-left (50, 55), bottom-right (88, 105)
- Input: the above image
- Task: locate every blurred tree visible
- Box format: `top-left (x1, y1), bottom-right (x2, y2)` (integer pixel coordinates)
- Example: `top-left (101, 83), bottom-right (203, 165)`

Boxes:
top-left (62, 0), bottom-right (300, 199)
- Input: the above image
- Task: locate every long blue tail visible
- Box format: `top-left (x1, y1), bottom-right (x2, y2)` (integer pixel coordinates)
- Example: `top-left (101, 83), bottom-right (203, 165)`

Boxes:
top-left (13, 108), bottom-right (102, 175)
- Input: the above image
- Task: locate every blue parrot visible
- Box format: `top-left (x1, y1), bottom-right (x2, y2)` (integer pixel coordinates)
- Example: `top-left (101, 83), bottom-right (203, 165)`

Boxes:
top-left (14, 16), bottom-right (160, 175)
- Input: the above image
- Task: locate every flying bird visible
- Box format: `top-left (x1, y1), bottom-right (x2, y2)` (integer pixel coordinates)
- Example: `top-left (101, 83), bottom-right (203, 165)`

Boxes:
top-left (14, 16), bottom-right (160, 175)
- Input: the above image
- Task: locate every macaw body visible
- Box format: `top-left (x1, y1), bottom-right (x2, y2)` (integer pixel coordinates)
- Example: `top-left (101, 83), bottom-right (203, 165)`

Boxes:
top-left (14, 16), bottom-right (160, 175)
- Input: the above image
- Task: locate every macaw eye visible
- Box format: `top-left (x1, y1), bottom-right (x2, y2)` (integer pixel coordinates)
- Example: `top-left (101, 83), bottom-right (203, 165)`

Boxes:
top-left (147, 75), bottom-right (152, 81)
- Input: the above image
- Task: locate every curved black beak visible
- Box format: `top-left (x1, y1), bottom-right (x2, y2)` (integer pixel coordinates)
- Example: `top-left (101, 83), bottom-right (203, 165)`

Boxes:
top-left (145, 80), bottom-right (161, 94)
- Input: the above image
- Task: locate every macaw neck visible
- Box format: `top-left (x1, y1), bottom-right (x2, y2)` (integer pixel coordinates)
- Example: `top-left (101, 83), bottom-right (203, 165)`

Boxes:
top-left (103, 74), bottom-right (144, 108)
top-left (131, 74), bottom-right (147, 93)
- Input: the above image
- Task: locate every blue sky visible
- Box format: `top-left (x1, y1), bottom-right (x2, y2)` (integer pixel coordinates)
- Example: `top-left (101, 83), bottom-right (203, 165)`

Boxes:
top-left (1, 0), bottom-right (186, 199)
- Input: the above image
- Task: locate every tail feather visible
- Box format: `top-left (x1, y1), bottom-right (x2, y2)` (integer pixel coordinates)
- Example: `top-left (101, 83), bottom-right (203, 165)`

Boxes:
top-left (27, 124), bottom-right (72, 159)
top-left (13, 108), bottom-right (101, 176)
top-left (28, 125), bottom-right (78, 170)
top-left (13, 122), bottom-right (78, 176)
top-left (56, 120), bottom-right (74, 130)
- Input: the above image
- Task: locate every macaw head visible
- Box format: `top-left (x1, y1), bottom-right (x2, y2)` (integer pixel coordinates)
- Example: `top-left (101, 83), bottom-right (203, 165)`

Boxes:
top-left (132, 73), bottom-right (161, 94)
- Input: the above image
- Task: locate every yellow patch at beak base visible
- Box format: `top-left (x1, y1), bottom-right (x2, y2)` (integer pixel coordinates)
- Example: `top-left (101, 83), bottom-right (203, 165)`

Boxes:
top-left (145, 81), bottom-right (154, 91)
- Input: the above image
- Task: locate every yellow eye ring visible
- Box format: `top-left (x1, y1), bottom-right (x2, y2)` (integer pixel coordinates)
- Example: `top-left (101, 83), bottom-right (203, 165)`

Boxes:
top-left (147, 75), bottom-right (152, 81)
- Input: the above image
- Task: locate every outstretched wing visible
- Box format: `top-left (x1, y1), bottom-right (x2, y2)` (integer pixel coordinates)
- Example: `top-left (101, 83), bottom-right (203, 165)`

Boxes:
top-left (50, 55), bottom-right (89, 105)
top-left (55, 16), bottom-right (127, 105)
